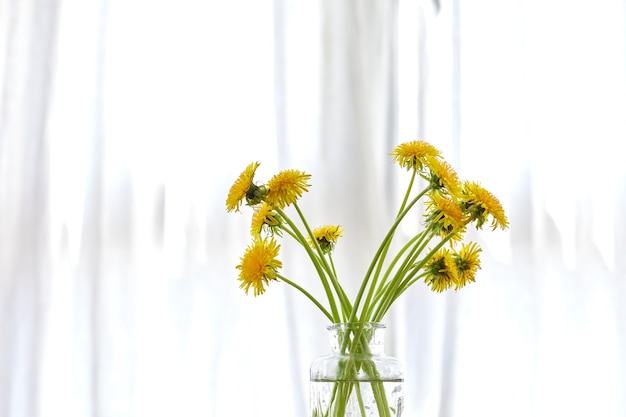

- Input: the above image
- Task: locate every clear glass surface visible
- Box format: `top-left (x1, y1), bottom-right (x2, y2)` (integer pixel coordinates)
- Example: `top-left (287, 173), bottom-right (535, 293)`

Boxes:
top-left (310, 323), bottom-right (404, 417)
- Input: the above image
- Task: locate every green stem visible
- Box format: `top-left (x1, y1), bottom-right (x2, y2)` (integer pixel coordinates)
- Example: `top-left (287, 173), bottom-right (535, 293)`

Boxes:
top-left (292, 204), bottom-right (353, 315)
top-left (277, 274), bottom-right (334, 322)
top-left (397, 167), bottom-right (418, 217)
top-left (373, 230), bottom-right (460, 321)
top-left (354, 186), bottom-right (431, 323)
top-left (355, 381), bottom-right (367, 416)
top-left (360, 231), bottom-right (426, 320)
top-left (336, 324), bottom-right (393, 417)
top-left (276, 208), bottom-right (342, 322)
top-left (328, 255), bottom-right (350, 322)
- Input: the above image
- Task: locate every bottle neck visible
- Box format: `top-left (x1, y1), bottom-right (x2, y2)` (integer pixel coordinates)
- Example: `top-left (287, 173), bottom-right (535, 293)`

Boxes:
top-left (327, 322), bottom-right (386, 355)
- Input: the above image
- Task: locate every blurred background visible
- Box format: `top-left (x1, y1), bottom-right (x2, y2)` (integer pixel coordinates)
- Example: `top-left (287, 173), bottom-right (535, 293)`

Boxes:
top-left (1, 0), bottom-right (625, 416)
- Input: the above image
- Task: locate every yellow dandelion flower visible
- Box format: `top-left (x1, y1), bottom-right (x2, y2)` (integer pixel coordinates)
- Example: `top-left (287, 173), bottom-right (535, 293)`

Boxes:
top-left (308, 225), bottom-right (345, 253)
top-left (423, 248), bottom-right (458, 292)
top-left (250, 202), bottom-right (282, 237)
top-left (391, 140), bottom-right (441, 171)
top-left (266, 169), bottom-right (311, 209)
top-left (426, 157), bottom-right (462, 197)
top-left (425, 193), bottom-right (466, 237)
top-left (236, 238), bottom-right (283, 297)
top-left (452, 242), bottom-right (482, 290)
top-left (460, 181), bottom-right (509, 230)
top-left (226, 162), bottom-right (266, 213)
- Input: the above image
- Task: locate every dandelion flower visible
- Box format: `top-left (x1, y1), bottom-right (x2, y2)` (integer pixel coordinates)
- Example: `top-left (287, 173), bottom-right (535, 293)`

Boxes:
top-left (226, 139), bottom-right (510, 320)
top-left (423, 248), bottom-right (458, 292)
top-left (452, 242), bottom-right (482, 290)
top-left (226, 162), bottom-right (266, 212)
top-left (391, 140), bottom-right (441, 171)
top-left (426, 157), bottom-right (462, 197)
top-left (266, 169), bottom-right (311, 209)
top-left (425, 193), bottom-right (466, 237)
top-left (308, 225), bottom-right (345, 254)
top-left (460, 182), bottom-right (509, 230)
top-left (250, 202), bottom-right (282, 237)
top-left (236, 238), bottom-right (282, 296)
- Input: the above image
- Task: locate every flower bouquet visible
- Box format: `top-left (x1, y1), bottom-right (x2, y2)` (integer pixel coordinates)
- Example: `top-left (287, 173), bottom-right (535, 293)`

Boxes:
top-left (226, 140), bottom-right (509, 416)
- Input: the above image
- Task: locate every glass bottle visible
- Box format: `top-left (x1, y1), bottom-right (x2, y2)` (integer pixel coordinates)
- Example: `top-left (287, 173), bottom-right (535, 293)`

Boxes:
top-left (310, 322), bottom-right (404, 417)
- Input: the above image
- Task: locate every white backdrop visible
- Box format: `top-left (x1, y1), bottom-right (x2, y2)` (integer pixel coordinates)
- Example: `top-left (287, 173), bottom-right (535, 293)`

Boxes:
top-left (1, 0), bottom-right (625, 416)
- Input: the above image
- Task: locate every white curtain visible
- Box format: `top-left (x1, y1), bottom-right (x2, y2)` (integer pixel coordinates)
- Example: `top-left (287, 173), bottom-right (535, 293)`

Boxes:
top-left (1, 0), bottom-right (625, 416)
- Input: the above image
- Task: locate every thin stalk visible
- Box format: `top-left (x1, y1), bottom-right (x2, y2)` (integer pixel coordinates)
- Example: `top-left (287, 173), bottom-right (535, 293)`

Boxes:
top-left (276, 208), bottom-right (341, 321)
top-left (355, 382), bottom-right (367, 416)
top-left (389, 226), bottom-right (437, 289)
top-left (373, 230), bottom-right (460, 321)
top-left (392, 271), bottom-right (428, 300)
top-left (358, 180), bottom-right (422, 318)
top-left (336, 324), bottom-right (393, 417)
top-left (278, 211), bottom-right (333, 279)
top-left (396, 167), bottom-right (418, 217)
top-left (354, 186), bottom-right (431, 322)
top-left (279, 222), bottom-right (342, 303)
top-left (355, 169), bottom-right (419, 322)
top-left (292, 204), bottom-right (353, 315)
top-left (359, 231), bottom-right (426, 320)
top-left (328, 255), bottom-right (349, 322)
top-left (278, 274), bottom-right (333, 322)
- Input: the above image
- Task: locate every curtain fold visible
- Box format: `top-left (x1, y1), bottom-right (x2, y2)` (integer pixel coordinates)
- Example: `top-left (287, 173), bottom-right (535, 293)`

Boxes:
top-left (1, 0), bottom-right (626, 416)
top-left (0, 0), bottom-right (60, 415)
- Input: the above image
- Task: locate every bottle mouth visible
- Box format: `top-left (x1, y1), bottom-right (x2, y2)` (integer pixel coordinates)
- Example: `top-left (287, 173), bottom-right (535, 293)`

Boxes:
top-left (326, 322), bottom-right (386, 331)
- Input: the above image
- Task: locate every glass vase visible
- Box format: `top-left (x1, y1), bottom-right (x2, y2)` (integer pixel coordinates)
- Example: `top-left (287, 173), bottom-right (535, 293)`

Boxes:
top-left (310, 322), bottom-right (404, 417)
